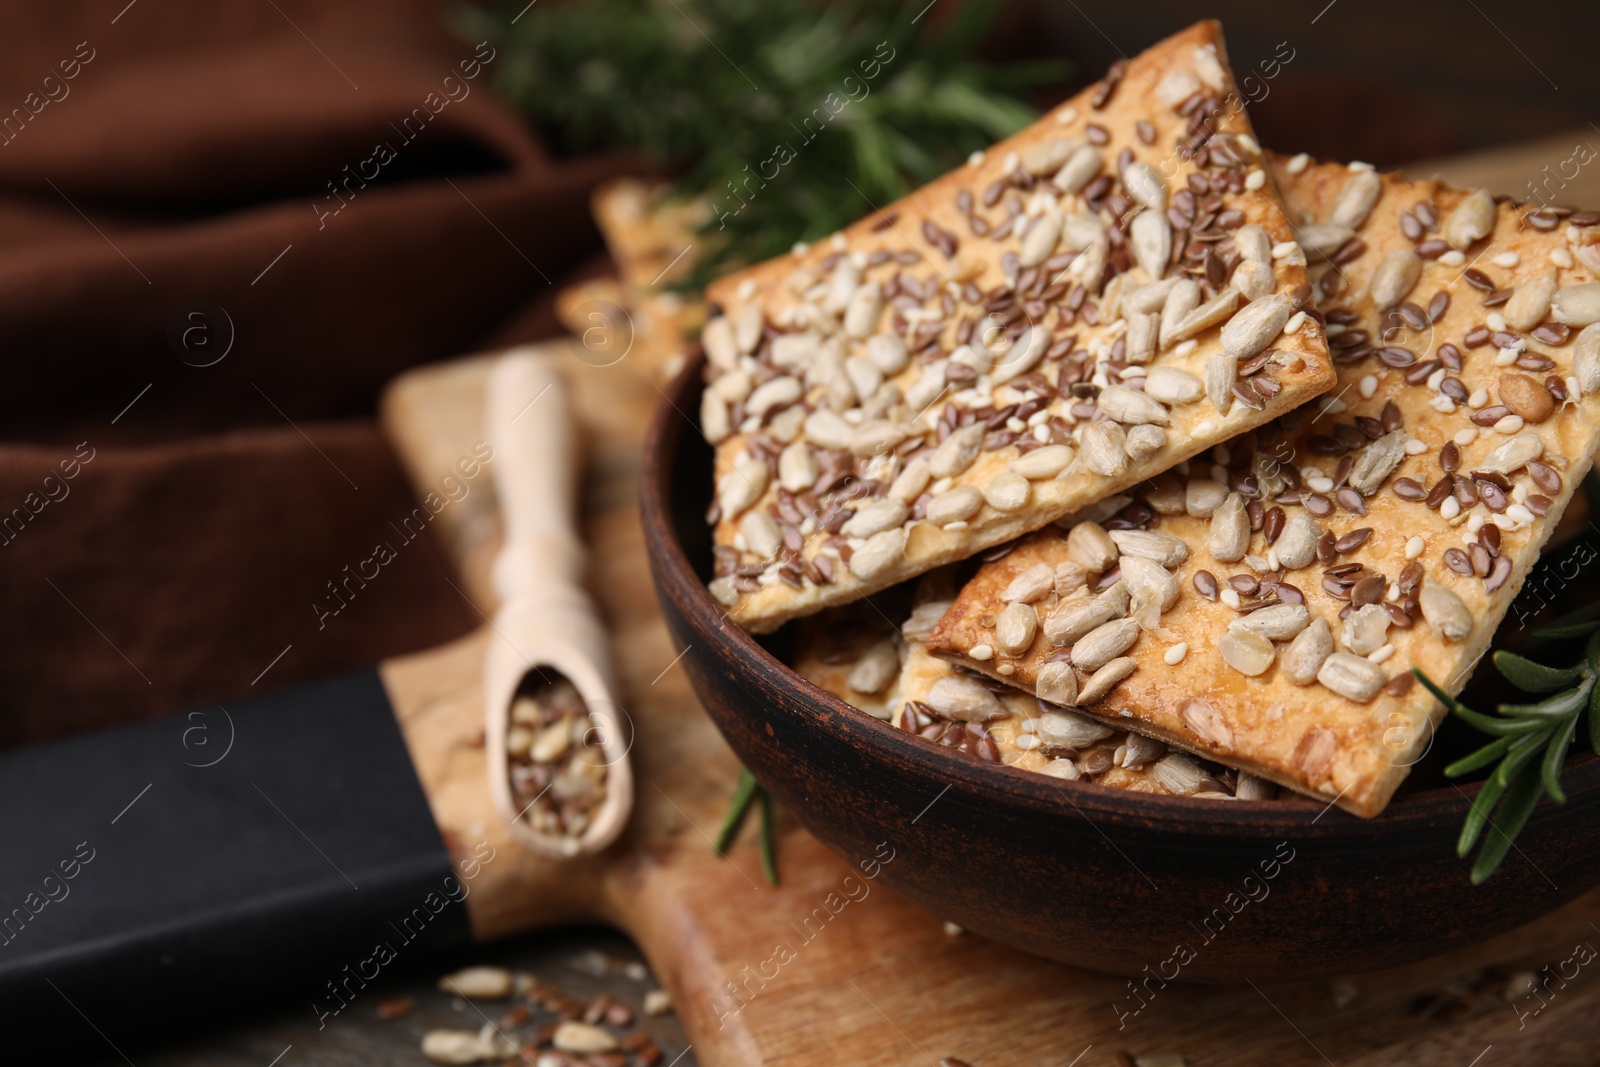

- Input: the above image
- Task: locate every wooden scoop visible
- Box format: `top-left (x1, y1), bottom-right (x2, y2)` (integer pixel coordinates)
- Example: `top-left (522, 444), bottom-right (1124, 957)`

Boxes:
top-left (481, 349), bottom-right (634, 857)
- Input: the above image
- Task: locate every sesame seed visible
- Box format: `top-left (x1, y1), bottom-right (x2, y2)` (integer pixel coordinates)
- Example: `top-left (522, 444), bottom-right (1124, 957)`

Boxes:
top-left (1405, 535), bottom-right (1425, 559)
top-left (1349, 160), bottom-right (1375, 172)
top-left (997, 663), bottom-right (1016, 676)
top-left (1271, 240), bottom-right (1299, 259)
top-left (967, 150), bottom-right (985, 167)
top-left (1220, 588), bottom-right (1242, 609)
top-left (1494, 348), bottom-right (1519, 367)
top-left (1245, 169), bottom-right (1266, 191)
top-left (969, 643), bottom-right (994, 661)
top-left (1494, 414), bottom-right (1525, 434)
top-left (1285, 311), bottom-right (1308, 334)
top-left (1286, 153), bottom-right (1311, 174)
top-left (1174, 339), bottom-right (1199, 357)
top-left (1486, 311), bottom-right (1507, 332)
top-left (1493, 252), bottom-right (1520, 268)
top-left (1403, 437), bottom-right (1427, 455)
top-left (1359, 374), bottom-right (1378, 398)
top-left (1441, 496), bottom-right (1462, 520)
top-left (1054, 105), bottom-right (1078, 125)
top-left (1165, 643), bottom-right (1189, 665)
top-left (1507, 504), bottom-right (1535, 524)
top-left (1439, 250), bottom-right (1466, 266)
top-left (1308, 476), bottom-right (1335, 493)
top-left (1552, 248), bottom-right (1575, 269)
top-left (792, 241), bottom-right (810, 255)
top-left (737, 278), bottom-right (757, 300)
top-left (1368, 643), bottom-right (1395, 663)
top-left (1467, 387), bottom-right (1489, 408)
top-left (1453, 427), bottom-right (1479, 446)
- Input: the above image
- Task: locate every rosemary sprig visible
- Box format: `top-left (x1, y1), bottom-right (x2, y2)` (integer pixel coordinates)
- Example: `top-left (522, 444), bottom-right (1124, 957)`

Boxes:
top-left (459, 0), bottom-right (1064, 283)
top-left (713, 767), bottom-right (778, 883)
top-left (1416, 604), bottom-right (1600, 884)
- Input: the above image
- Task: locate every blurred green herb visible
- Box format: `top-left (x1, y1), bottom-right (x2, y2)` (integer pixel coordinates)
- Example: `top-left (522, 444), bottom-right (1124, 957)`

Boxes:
top-left (714, 767), bottom-right (777, 883)
top-left (1416, 605), bottom-right (1600, 884)
top-left (459, 0), bottom-right (1065, 282)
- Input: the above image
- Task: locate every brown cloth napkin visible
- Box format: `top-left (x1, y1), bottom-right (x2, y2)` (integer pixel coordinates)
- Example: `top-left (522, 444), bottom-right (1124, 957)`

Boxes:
top-left (0, 0), bottom-right (629, 747)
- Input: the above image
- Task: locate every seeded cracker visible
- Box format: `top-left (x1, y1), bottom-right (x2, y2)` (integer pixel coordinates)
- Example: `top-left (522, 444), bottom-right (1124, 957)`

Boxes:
top-left (928, 157), bottom-right (1600, 817)
top-left (700, 21), bottom-right (1334, 633)
top-left (789, 576), bottom-right (1265, 797)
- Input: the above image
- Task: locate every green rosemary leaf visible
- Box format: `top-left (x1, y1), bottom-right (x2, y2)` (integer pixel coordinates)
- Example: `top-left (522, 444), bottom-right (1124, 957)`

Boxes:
top-left (1493, 650), bottom-right (1583, 693)
top-left (1496, 686), bottom-right (1591, 720)
top-left (1470, 762), bottom-right (1546, 885)
top-left (1444, 735), bottom-right (1513, 779)
top-left (1458, 767), bottom-right (1509, 857)
top-left (1590, 680), bottom-right (1600, 754)
top-left (758, 785), bottom-right (779, 885)
top-left (1541, 708), bottom-right (1580, 805)
top-left (714, 768), bottom-right (759, 855)
top-left (1493, 725), bottom-right (1555, 790)
top-left (1524, 621), bottom-right (1600, 650)
top-left (1449, 703), bottom-right (1550, 736)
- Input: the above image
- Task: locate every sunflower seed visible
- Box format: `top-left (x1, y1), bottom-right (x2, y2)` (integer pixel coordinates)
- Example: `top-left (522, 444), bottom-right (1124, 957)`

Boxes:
top-left (1234, 223), bottom-right (1272, 264)
top-left (1098, 383), bottom-right (1171, 425)
top-left (1280, 616), bottom-right (1333, 686)
top-left (866, 332), bottom-right (908, 374)
top-left (1123, 160), bottom-right (1166, 211)
top-left (1079, 420), bottom-right (1129, 477)
top-left (926, 675), bottom-right (1006, 721)
top-left (1052, 144), bottom-right (1103, 193)
top-left (1067, 520), bottom-right (1119, 572)
top-left (740, 511), bottom-right (782, 560)
top-left (1020, 212), bottom-right (1063, 268)
top-left (776, 441), bottom-right (817, 493)
top-left (1002, 563), bottom-right (1056, 604)
top-left (1221, 294), bottom-right (1292, 359)
top-left (1208, 491), bottom-right (1250, 562)
top-left (1575, 324), bottom-right (1600, 394)
top-left (1339, 603), bottom-right (1391, 656)
top-left (1130, 208), bottom-right (1172, 281)
top-left (1503, 271), bottom-right (1558, 331)
top-left (1127, 276), bottom-right (1183, 315)
top-left (995, 601), bottom-right (1039, 654)
top-left (1317, 651), bottom-right (1385, 701)
top-left (423, 1029), bottom-right (518, 1064)
top-left (1231, 258), bottom-right (1275, 300)
top-left (1110, 529), bottom-right (1190, 568)
top-left (1444, 188), bottom-right (1496, 249)
top-left (842, 499), bottom-right (909, 539)
top-left (1184, 478), bottom-right (1229, 517)
top-left (926, 485), bottom-right (984, 524)
top-left (1025, 136), bottom-right (1081, 176)
top-left (1159, 278), bottom-right (1201, 348)
top-left (1078, 656), bottom-right (1137, 704)
top-left (1043, 584), bottom-right (1126, 647)
top-left (1122, 731), bottom-right (1167, 768)
top-left (1180, 696), bottom-right (1236, 749)
top-left (1328, 169), bottom-right (1382, 229)
top-left (1229, 603), bottom-right (1310, 641)
top-left (1036, 661), bottom-right (1081, 707)
top-left (1220, 629), bottom-right (1275, 675)
top-left (701, 315), bottom-right (738, 370)
top-left (1125, 311), bottom-right (1161, 364)
top-left (1143, 365), bottom-right (1204, 405)
top-left (1151, 752), bottom-right (1207, 795)
top-left (847, 638), bottom-right (900, 693)
top-left (848, 527), bottom-right (907, 580)
top-left (1419, 581), bottom-right (1472, 641)
top-left (1036, 706), bottom-right (1111, 746)
top-left (1070, 617), bottom-right (1141, 672)
top-left (1346, 429), bottom-right (1408, 496)
top-left (1370, 249), bottom-right (1422, 310)
top-left (1296, 222), bottom-right (1356, 260)
top-left (983, 471), bottom-right (1031, 512)
top-left (1119, 555), bottom-right (1180, 613)
top-left (888, 456), bottom-right (932, 503)
top-left (717, 454), bottom-right (768, 518)
top-left (1171, 288), bottom-right (1244, 346)
top-left (701, 391), bottom-right (732, 443)
top-left (1236, 773), bottom-right (1277, 800)
top-left (804, 407), bottom-right (854, 451)
top-left (1206, 352), bottom-right (1239, 415)
top-left (1478, 430), bottom-right (1543, 474)
top-left (929, 423), bottom-right (985, 477)
top-left (439, 966), bottom-right (514, 999)
top-left (991, 324), bottom-right (1051, 385)
top-left (1008, 444), bottom-right (1074, 479)
top-left (1125, 424), bottom-right (1168, 463)
top-left (1552, 282), bottom-right (1600, 326)
top-left (1274, 509), bottom-right (1321, 570)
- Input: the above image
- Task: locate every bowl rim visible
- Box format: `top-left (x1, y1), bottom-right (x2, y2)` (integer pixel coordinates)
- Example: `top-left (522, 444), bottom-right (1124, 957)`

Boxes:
top-left (639, 349), bottom-right (1600, 840)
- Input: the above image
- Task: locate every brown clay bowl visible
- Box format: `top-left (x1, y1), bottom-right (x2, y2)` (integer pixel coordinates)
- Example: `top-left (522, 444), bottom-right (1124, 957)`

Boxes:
top-left (639, 352), bottom-right (1600, 981)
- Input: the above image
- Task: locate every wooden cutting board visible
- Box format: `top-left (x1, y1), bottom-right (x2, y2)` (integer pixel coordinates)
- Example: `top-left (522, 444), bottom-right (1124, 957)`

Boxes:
top-left (376, 338), bottom-right (1600, 1067)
